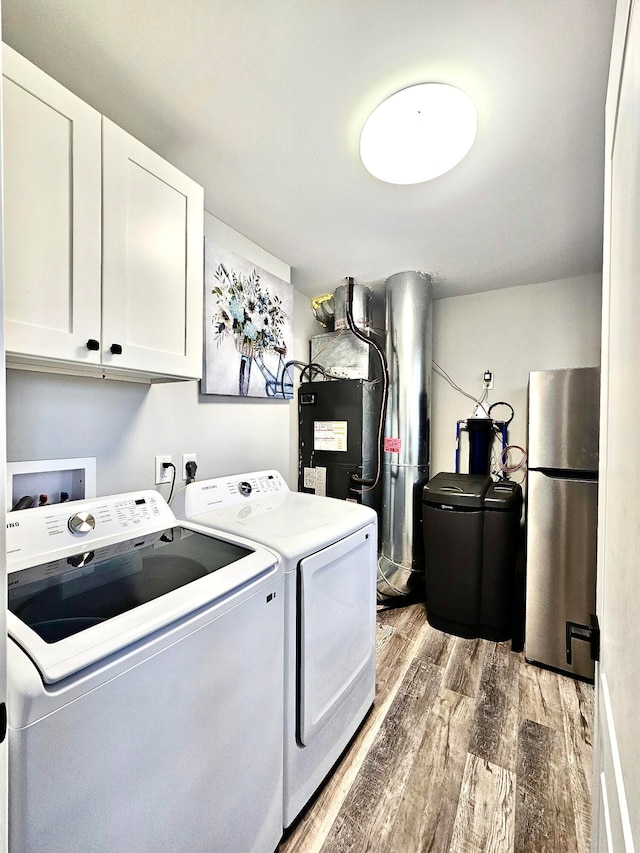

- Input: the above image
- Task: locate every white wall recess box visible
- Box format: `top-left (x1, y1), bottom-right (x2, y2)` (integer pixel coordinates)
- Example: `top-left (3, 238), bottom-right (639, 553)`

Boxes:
top-left (7, 457), bottom-right (97, 510)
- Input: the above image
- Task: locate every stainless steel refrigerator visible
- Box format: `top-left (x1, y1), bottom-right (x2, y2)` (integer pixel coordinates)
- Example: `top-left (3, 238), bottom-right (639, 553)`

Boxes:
top-left (525, 366), bottom-right (600, 680)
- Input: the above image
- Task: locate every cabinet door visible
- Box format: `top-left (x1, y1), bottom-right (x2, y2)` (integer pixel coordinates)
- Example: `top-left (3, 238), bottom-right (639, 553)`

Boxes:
top-left (2, 45), bottom-right (102, 364)
top-left (102, 119), bottom-right (204, 379)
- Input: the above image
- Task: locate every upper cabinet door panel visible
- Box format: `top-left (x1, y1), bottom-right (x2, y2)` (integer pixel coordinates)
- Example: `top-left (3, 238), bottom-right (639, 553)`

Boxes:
top-left (101, 118), bottom-right (204, 379)
top-left (2, 45), bottom-right (102, 363)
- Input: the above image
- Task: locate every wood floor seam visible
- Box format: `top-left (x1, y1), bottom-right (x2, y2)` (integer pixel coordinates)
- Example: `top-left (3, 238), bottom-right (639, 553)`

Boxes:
top-left (279, 605), bottom-right (593, 853)
top-left (280, 608), bottom-right (433, 853)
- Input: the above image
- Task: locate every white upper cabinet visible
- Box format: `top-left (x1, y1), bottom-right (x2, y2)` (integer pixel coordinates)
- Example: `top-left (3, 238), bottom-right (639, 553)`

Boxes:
top-left (2, 45), bottom-right (103, 366)
top-left (2, 44), bottom-right (204, 381)
top-left (101, 119), bottom-right (203, 378)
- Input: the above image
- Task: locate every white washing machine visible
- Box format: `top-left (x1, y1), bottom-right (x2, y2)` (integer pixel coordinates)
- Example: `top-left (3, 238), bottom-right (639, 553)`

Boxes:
top-left (172, 470), bottom-right (377, 827)
top-left (6, 490), bottom-right (284, 853)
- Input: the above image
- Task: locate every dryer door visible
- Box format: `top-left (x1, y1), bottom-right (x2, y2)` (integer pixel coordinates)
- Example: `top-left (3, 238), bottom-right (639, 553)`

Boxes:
top-left (298, 522), bottom-right (376, 745)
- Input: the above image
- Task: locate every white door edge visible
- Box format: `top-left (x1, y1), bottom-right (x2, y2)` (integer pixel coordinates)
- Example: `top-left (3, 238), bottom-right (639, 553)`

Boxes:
top-left (600, 672), bottom-right (635, 852)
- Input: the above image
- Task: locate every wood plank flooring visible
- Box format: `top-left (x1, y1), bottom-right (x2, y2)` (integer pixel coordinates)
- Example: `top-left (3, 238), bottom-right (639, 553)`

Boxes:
top-left (278, 604), bottom-right (593, 853)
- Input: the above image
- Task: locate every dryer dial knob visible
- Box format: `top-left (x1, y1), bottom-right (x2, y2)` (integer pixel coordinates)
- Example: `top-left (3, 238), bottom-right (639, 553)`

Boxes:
top-left (238, 481), bottom-right (252, 497)
top-left (68, 512), bottom-right (96, 535)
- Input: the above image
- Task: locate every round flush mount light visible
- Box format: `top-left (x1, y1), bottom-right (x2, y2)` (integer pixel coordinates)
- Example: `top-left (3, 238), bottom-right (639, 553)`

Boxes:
top-left (360, 83), bottom-right (477, 184)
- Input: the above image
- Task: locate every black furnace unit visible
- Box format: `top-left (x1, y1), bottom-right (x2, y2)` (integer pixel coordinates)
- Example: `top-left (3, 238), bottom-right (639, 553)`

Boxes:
top-left (298, 379), bottom-right (381, 514)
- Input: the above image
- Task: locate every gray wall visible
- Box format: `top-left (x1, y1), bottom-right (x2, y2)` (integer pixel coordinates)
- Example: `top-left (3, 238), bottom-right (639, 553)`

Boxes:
top-left (431, 273), bottom-right (602, 479)
top-left (6, 211), bottom-right (305, 498)
top-left (6, 253), bottom-right (601, 503)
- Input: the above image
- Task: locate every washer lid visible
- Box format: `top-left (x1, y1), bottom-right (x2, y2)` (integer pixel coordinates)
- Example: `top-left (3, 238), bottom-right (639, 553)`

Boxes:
top-left (8, 524), bottom-right (276, 684)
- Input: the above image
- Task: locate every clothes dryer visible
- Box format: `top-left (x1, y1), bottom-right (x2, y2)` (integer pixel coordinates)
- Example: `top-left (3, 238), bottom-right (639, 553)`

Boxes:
top-left (172, 470), bottom-right (377, 827)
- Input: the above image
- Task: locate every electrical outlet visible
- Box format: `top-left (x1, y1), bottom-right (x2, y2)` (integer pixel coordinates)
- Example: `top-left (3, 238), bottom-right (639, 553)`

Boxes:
top-left (483, 370), bottom-right (494, 390)
top-left (181, 453), bottom-right (198, 480)
top-left (155, 455), bottom-right (173, 485)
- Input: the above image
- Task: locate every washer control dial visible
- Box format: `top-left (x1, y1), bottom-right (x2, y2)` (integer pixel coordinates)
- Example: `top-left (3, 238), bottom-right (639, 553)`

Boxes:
top-left (68, 511), bottom-right (96, 535)
top-left (238, 481), bottom-right (253, 497)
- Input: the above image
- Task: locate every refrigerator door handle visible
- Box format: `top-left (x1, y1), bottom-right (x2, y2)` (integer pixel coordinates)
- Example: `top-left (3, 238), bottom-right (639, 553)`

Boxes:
top-left (566, 614), bottom-right (601, 664)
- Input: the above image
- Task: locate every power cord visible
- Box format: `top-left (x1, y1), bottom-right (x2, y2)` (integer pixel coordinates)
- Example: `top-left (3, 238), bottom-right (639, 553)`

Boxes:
top-left (432, 360), bottom-right (490, 415)
top-left (185, 460), bottom-right (198, 484)
top-left (282, 360), bottom-right (327, 397)
top-left (162, 461), bottom-right (177, 503)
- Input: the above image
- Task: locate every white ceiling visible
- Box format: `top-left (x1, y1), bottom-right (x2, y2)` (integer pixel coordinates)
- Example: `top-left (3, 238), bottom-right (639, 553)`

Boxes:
top-left (2, 0), bottom-right (616, 299)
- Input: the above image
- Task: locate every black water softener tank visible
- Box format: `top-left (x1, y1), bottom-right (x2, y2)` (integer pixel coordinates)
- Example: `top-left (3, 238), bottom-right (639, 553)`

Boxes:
top-left (422, 472), bottom-right (522, 641)
top-left (481, 480), bottom-right (523, 640)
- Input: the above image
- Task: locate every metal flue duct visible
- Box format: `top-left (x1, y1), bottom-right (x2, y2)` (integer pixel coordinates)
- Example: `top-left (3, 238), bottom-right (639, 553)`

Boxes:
top-left (334, 282), bottom-right (371, 330)
top-left (378, 271), bottom-right (433, 600)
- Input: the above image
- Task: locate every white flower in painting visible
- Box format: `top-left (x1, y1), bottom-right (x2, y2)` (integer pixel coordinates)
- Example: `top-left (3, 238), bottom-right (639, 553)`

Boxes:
top-left (212, 262), bottom-right (288, 354)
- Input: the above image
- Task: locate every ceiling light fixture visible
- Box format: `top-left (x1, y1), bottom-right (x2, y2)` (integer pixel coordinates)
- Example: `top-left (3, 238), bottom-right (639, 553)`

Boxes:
top-left (360, 83), bottom-right (477, 185)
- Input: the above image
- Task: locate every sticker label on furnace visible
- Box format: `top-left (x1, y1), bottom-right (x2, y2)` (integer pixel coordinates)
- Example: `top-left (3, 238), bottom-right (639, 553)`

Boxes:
top-left (313, 421), bottom-right (347, 452)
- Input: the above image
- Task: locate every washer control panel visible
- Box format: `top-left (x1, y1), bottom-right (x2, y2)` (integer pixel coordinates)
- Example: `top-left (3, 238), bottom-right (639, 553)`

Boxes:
top-left (6, 490), bottom-right (176, 571)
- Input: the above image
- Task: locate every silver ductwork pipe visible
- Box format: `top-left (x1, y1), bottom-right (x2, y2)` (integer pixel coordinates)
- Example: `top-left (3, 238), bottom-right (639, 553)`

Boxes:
top-left (378, 271), bottom-right (433, 600)
top-left (334, 282), bottom-right (371, 331)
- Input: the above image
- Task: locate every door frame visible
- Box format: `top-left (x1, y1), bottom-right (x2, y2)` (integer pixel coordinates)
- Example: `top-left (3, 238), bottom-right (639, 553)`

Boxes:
top-left (592, 0), bottom-right (637, 849)
top-left (0, 8), bottom-right (10, 849)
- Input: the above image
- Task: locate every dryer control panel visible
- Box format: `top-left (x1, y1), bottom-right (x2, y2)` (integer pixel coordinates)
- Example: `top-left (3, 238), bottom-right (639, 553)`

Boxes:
top-left (175, 470), bottom-right (289, 516)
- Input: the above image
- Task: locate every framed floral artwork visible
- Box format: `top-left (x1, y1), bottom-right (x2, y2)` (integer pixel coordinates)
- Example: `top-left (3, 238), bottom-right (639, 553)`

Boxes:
top-left (202, 241), bottom-right (294, 398)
